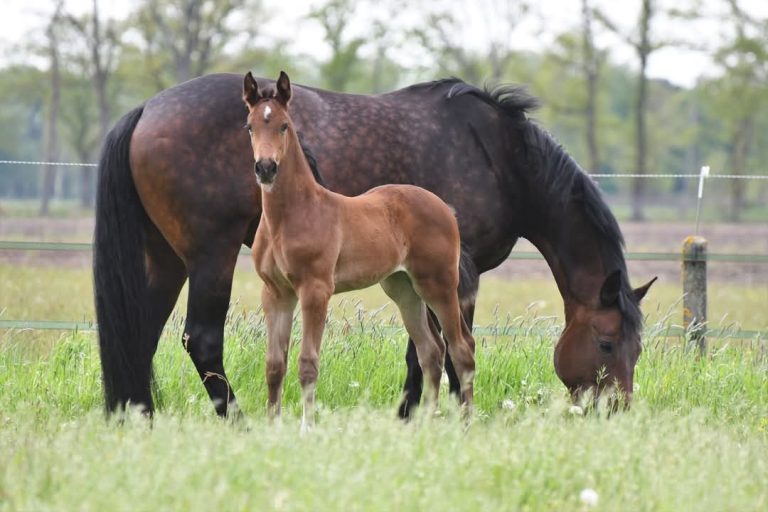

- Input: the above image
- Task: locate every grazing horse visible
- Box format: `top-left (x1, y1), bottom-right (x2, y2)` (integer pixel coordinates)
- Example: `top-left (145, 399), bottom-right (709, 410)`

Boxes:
top-left (93, 72), bottom-right (655, 418)
top-left (243, 72), bottom-right (476, 427)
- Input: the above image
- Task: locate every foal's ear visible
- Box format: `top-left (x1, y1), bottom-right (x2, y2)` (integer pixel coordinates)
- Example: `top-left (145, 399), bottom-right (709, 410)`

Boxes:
top-left (243, 71), bottom-right (260, 108)
top-left (276, 71), bottom-right (292, 106)
top-left (633, 276), bottom-right (657, 302)
top-left (599, 269), bottom-right (624, 308)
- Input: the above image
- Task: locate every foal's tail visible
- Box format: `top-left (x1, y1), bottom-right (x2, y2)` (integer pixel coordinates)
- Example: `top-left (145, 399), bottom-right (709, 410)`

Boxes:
top-left (457, 244), bottom-right (479, 309)
top-left (93, 105), bottom-right (154, 415)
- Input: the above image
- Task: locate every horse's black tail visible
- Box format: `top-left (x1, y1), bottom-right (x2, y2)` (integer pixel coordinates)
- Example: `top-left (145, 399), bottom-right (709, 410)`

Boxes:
top-left (457, 244), bottom-right (479, 310)
top-left (93, 105), bottom-right (154, 415)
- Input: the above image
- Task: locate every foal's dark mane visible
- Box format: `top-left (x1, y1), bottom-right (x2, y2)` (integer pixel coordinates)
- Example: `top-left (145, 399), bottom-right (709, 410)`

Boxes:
top-left (297, 130), bottom-right (326, 188)
top-left (427, 78), bottom-right (643, 337)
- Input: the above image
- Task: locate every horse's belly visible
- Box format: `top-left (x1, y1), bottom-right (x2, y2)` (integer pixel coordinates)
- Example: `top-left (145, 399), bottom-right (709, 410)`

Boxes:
top-left (332, 262), bottom-right (401, 294)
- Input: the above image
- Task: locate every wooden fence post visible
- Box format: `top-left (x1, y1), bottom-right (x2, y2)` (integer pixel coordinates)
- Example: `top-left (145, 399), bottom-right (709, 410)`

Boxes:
top-left (682, 236), bottom-right (707, 353)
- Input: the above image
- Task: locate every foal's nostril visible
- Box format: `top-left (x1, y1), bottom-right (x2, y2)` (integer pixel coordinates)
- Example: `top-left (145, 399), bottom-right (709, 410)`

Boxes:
top-left (255, 159), bottom-right (277, 174)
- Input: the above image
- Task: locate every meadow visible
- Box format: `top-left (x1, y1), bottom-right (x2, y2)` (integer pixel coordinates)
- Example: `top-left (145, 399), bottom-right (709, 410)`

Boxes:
top-left (1, 262), bottom-right (767, 510)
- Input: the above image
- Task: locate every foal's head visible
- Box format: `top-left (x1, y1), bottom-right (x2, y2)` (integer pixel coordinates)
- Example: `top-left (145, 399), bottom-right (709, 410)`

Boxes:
top-left (554, 270), bottom-right (656, 409)
top-left (242, 71), bottom-right (295, 190)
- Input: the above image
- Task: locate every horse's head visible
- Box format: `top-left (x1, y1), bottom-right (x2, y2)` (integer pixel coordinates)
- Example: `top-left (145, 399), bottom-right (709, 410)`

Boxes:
top-left (242, 71), bottom-right (294, 190)
top-left (554, 270), bottom-right (656, 408)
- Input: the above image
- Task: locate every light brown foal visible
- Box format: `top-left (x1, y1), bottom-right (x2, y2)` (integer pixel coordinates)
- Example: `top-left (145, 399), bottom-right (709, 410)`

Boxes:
top-left (243, 71), bottom-right (476, 428)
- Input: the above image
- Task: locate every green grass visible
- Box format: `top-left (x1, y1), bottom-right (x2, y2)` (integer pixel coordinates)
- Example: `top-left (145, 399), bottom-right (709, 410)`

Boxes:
top-left (0, 318), bottom-right (766, 511)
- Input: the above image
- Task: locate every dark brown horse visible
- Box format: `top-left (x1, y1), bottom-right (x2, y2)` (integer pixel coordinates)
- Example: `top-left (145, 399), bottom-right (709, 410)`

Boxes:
top-left (244, 71), bottom-right (475, 428)
top-left (94, 72), bottom-right (655, 418)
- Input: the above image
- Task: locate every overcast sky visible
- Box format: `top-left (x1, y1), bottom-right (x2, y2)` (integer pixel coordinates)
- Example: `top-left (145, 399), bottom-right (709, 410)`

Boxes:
top-left (1, 0), bottom-right (766, 88)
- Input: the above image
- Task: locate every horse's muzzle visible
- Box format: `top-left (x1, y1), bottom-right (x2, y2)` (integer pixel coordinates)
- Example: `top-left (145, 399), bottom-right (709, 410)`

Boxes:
top-left (254, 159), bottom-right (278, 184)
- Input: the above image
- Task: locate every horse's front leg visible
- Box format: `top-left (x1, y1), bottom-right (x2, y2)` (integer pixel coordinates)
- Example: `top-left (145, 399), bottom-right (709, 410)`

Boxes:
top-left (262, 284), bottom-right (297, 420)
top-left (296, 278), bottom-right (333, 432)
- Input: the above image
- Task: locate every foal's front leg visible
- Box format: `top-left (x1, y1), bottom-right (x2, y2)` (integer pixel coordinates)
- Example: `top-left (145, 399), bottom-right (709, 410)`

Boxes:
top-left (297, 278), bottom-right (333, 431)
top-left (262, 285), bottom-right (297, 419)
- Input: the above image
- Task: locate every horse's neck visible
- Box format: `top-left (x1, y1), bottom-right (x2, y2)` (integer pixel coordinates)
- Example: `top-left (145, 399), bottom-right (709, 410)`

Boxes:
top-left (527, 208), bottom-right (608, 317)
top-left (261, 140), bottom-right (322, 231)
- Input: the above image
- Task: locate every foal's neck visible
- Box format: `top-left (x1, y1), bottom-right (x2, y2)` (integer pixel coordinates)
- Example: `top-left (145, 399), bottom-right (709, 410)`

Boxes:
top-left (260, 132), bottom-right (323, 229)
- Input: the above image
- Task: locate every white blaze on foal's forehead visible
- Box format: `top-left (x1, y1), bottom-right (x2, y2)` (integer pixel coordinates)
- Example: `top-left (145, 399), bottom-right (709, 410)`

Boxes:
top-left (263, 105), bottom-right (272, 121)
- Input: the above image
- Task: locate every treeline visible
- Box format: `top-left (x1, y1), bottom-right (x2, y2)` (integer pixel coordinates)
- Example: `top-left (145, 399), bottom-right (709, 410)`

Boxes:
top-left (0, 0), bottom-right (766, 220)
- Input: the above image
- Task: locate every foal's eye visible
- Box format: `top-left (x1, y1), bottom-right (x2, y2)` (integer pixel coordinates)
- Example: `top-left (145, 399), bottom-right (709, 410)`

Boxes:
top-left (599, 340), bottom-right (613, 354)
top-left (244, 124), bottom-right (252, 133)
top-left (280, 123), bottom-right (289, 134)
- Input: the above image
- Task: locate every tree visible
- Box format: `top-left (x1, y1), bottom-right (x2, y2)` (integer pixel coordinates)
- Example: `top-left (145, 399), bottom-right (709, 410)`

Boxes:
top-left (135, 0), bottom-right (250, 89)
top-left (410, 1), bottom-right (532, 85)
top-left (596, 0), bottom-right (659, 221)
top-left (581, 0), bottom-right (600, 174)
top-left (64, 0), bottom-right (121, 207)
top-left (709, 0), bottom-right (767, 220)
top-left (40, 1), bottom-right (65, 216)
top-left (541, 0), bottom-right (604, 173)
top-left (309, 0), bottom-right (365, 91)
top-left (60, 74), bottom-right (100, 207)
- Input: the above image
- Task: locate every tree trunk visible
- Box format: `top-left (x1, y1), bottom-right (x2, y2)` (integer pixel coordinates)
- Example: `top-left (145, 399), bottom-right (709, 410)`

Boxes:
top-left (728, 115), bottom-right (754, 221)
top-left (40, 4), bottom-right (64, 216)
top-left (581, 0), bottom-right (599, 174)
top-left (79, 155), bottom-right (95, 208)
top-left (91, 0), bottom-right (111, 140)
top-left (631, 0), bottom-right (652, 222)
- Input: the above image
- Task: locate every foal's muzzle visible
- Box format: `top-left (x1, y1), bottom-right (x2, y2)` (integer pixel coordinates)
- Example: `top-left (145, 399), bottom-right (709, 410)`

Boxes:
top-left (254, 159), bottom-right (278, 185)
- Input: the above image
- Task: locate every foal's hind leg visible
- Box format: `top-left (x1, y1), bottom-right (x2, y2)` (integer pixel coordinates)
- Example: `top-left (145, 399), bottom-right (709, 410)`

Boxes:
top-left (445, 299), bottom-right (476, 399)
top-left (413, 281), bottom-right (476, 411)
top-left (382, 273), bottom-right (445, 410)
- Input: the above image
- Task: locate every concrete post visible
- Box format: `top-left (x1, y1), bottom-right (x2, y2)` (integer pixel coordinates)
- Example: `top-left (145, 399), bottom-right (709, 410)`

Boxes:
top-left (682, 236), bottom-right (707, 353)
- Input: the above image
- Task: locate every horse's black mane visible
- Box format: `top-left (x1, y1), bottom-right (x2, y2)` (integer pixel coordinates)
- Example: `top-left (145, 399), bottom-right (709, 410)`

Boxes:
top-left (297, 131), bottom-right (326, 188)
top-left (432, 77), bottom-right (642, 336)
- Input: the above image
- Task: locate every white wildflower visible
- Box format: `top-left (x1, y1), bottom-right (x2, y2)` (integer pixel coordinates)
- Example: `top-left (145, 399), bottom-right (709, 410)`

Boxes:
top-left (501, 399), bottom-right (516, 411)
top-left (579, 488), bottom-right (599, 507)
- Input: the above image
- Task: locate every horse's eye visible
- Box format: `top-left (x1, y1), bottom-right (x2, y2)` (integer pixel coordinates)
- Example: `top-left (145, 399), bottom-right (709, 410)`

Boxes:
top-left (280, 123), bottom-right (289, 134)
top-left (244, 124), bottom-right (252, 133)
top-left (599, 340), bottom-right (613, 354)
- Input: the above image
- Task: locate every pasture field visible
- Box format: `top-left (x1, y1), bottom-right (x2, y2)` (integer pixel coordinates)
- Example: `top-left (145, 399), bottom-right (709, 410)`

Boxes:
top-left (1, 315), bottom-right (767, 511)
top-left (1, 261), bottom-right (767, 510)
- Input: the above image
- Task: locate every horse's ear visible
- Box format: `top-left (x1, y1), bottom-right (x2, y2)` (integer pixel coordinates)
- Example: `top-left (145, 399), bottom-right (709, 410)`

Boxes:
top-left (243, 71), bottom-right (260, 108)
top-left (633, 276), bottom-right (657, 302)
top-left (599, 269), bottom-right (624, 308)
top-left (276, 71), bottom-right (292, 106)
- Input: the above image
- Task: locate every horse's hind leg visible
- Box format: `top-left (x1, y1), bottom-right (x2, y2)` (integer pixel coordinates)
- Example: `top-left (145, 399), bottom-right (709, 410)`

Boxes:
top-left (382, 273), bottom-right (445, 411)
top-left (397, 341), bottom-right (423, 419)
top-left (143, 223), bottom-right (188, 410)
top-left (182, 241), bottom-right (242, 418)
